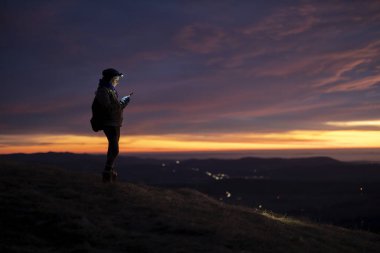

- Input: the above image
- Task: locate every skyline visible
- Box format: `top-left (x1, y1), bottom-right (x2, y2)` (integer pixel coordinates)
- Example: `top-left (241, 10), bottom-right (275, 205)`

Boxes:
top-left (1, 0), bottom-right (380, 154)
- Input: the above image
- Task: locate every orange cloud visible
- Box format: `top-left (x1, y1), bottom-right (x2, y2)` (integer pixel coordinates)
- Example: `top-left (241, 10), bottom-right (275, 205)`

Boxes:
top-left (326, 120), bottom-right (380, 127)
top-left (2, 130), bottom-right (380, 154)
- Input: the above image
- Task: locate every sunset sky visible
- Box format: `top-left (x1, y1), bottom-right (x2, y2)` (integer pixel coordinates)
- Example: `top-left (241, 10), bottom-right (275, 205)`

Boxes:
top-left (1, 0), bottom-right (380, 154)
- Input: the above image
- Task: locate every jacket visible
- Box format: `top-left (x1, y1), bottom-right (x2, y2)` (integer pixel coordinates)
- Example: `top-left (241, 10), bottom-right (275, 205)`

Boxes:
top-left (94, 86), bottom-right (126, 127)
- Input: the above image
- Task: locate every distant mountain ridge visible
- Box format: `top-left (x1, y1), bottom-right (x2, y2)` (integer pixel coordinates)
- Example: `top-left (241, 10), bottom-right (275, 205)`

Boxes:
top-left (1, 152), bottom-right (380, 183)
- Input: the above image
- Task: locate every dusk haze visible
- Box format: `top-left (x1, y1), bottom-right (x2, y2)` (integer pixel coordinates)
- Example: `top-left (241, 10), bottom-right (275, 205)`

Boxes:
top-left (1, 0), bottom-right (380, 157)
top-left (1, 1), bottom-right (380, 252)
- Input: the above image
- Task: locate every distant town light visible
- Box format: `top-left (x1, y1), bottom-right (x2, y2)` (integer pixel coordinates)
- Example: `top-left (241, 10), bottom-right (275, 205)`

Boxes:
top-left (176, 160), bottom-right (180, 164)
top-left (205, 171), bottom-right (229, 180)
top-left (226, 191), bottom-right (231, 198)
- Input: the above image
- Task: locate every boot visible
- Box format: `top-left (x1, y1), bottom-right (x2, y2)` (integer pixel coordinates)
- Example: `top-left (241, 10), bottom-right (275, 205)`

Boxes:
top-left (102, 166), bottom-right (113, 183)
top-left (111, 169), bottom-right (118, 182)
top-left (102, 170), bottom-right (112, 183)
top-left (102, 166), bottom-right (118, 183)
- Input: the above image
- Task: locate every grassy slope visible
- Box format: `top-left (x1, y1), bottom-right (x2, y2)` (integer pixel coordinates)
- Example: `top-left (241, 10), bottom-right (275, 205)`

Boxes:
top-left (0, 161), bottom-right (379, 253)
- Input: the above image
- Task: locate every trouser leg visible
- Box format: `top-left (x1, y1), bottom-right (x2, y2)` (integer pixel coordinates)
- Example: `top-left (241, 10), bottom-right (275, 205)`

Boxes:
top-left (103, 126), bottom-right (120, 169)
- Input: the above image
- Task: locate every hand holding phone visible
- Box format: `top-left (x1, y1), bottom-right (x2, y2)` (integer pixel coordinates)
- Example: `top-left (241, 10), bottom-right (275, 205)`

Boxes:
top-left (121, 92), bottom-right (134, 106)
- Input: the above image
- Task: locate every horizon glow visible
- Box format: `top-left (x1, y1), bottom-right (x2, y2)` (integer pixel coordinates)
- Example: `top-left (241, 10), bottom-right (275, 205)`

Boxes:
top-left (2, 129), bottom-right (380, 154)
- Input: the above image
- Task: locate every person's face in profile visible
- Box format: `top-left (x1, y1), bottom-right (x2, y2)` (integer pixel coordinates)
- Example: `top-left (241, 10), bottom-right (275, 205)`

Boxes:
top-left (111, 76), bottom-right (121, 87)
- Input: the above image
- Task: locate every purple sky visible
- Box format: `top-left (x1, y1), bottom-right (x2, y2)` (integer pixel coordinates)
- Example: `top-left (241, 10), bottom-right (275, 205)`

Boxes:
top-left (1, 0), bottom-right (380, 139)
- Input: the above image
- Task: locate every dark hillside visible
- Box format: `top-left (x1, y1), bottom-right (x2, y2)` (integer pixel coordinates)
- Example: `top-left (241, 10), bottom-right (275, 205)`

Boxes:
top-left (0, 160), bottom-right (379, 253)
top-left (1, 153), bottom-right (380, 232)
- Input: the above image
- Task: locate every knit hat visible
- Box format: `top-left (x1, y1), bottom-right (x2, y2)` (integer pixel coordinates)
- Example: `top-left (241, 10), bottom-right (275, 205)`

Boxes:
top-left (102, 68), bottom-right (124, 79)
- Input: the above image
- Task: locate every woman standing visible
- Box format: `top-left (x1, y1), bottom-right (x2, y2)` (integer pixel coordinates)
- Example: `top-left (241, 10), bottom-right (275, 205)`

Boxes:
top-left (92, 68), bottom-right (131, 183)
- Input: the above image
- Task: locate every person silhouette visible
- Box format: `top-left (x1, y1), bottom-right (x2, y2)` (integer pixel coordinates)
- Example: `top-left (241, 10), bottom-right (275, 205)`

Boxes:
top-left (93, 68), bottom-right (132, 182)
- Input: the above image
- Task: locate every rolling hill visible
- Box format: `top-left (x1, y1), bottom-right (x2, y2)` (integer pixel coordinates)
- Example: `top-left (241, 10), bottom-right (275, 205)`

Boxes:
top-left (0, 159), bottom-right (379, 253)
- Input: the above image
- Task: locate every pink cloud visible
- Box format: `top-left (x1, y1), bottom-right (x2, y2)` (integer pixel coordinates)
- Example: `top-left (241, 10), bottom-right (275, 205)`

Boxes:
top-left (312, 59), bottom-right (369, 88)
top-left (236, 37), bottom-right (380, 86)
top-left (175, 23), bottom-right (226, 54)
top-left (312, 40), bottom-right (380, 92)
top-left (214, 2), bottom-right (380, 79)
top-left (241, 4), bottom-right (318, 38)
top-left (219, 97), bottom-right (344, 120)
top-left (324, 75), bottom-right (380, 93)
top-left (0, 96), bottom-right (83, 115)
top-left (127, 51), bottom-right (169, 65)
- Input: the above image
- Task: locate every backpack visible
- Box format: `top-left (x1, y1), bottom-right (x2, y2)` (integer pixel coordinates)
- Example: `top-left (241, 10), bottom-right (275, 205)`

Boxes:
top-left (90, 97), bottom-right (103, 132)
